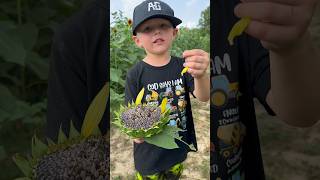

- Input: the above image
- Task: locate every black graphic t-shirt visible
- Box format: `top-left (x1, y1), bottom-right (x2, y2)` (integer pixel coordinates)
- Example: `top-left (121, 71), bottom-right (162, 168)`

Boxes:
top-left (211, 0), bottom-right (275, 179)
top-left (125, 56), bottom-right (197, 175)
top-left (46, 0), bottom-right (108, 142)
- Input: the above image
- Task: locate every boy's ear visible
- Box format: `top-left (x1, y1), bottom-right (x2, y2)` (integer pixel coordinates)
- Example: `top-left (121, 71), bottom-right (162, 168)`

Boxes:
top-left (173, 28), bottom-right (178, 38)
top-left (132, 35), bottom-right (143, 48)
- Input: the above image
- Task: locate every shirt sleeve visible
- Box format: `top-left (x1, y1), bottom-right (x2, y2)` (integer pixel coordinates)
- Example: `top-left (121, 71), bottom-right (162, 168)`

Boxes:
top-left (246, 35), bottom-right (276, 116)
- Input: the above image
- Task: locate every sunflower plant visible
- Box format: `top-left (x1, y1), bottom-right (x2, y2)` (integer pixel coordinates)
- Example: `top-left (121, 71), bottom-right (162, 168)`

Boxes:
top-left (113, 88), bottom-right (196, 150)
top-left (12, 83), bottom-right (110, 180)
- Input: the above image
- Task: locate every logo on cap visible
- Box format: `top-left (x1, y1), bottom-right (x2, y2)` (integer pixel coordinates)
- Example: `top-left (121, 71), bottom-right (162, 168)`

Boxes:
top-left (148, 2), bottom-right (161, 11)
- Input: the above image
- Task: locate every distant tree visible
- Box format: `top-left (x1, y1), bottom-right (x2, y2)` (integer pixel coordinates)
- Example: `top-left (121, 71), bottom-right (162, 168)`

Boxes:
top-left (198, 6), bottom-right (210, 34)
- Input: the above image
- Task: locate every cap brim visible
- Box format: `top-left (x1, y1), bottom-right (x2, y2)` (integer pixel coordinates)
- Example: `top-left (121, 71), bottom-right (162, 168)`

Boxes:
top-left (133, 15), bottom-right (182, 35)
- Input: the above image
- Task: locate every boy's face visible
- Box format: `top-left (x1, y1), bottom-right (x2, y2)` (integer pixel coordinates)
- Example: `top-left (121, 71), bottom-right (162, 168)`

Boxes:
top-left (132, 18), bottom-right (178, 56)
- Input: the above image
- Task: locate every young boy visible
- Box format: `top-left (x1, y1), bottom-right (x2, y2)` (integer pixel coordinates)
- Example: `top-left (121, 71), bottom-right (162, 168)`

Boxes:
top-left (124, 0), bottom-right (210, 179)
top-left (211, 0), bottom-right (320, 179)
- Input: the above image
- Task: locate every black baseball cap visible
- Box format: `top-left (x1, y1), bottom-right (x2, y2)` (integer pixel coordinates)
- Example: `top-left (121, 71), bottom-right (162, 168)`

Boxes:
top-left (132, 0), bottom-right (182, 35)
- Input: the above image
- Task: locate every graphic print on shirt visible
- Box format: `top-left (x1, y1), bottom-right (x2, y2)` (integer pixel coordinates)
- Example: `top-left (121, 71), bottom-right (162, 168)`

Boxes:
top-left (211, 53), bottom-right (246, 179)
top-left (145, 77), bottom-right (188, 130)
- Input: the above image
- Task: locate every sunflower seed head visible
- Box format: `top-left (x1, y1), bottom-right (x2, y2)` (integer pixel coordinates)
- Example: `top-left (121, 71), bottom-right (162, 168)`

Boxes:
top-left (120, 105), bottom-right (161, 130)
top-left (34, 136), bottom-right (109, 180)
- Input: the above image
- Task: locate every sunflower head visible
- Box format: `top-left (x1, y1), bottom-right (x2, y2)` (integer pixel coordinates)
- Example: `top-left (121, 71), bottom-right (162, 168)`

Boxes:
top-left (127, 19), bottom-right (133, 27)
top-left (13, 83), bottom-right (110, 179)
top-left (113, 88), bottom-right (170, 138)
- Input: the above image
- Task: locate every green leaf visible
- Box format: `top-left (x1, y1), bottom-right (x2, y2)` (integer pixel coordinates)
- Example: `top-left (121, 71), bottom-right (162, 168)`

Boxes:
top-left (0, 84), bottom-right (19, 121)
top-left (81, 82), bottom-right (109, 138)
top-left (0, 145), bottom-right (6, 160)
top-left (7, 23), bottom-right (38, 50)
top-left (12, 154), bottom-right (32, 177)
top-left (110, 89), bottom-right (124, 103)
top-left (25, 51), bottom-right (49, 80)
top-left (112, 119), bottom-right (122, 127)
top-left (145, 126), bottom-right (196, 150)
top-left (58, 125), bottom-right (67, 144)
top-left (26, 7), bottom-right (56, 25)
top-left (110, 68), bottom-right (122, 83)
top-left (0, 20), bottom-right (16, 32)
top-left (145, 126), bottom-right (179, 149)
top-left (69, 120), bottom-right (80, 139)
top-left (0, 30), bottom-right (26, 66)
top-left (31, 135), bottom-right (48, 159)
top-left (14, 177), bottom-right (32, 180)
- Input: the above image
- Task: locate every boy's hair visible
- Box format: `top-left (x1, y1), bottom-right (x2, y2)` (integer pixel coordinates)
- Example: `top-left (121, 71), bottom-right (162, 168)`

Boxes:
top-left (132, 0), bottom-right (182, 35)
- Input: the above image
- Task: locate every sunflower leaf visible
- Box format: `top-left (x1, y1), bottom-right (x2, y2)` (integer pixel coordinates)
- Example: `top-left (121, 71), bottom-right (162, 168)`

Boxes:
top-left (144, 126), bottom-right (181, 149)
top-left (14, 177), bottom-right (32, 180)
top-left (31, 135), bottom-right (48, 159)
top-left (81, 82), bottom-right (109, 138)
top-left (12, 154), bottom-right (32, 177)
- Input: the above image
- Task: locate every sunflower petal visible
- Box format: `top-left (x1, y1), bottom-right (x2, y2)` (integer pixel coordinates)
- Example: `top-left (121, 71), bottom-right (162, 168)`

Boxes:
top-left (81, 82), bottom-right (109, 138)
top-left (160, 98), bottom-right (168, 113)
top-left (135, 87), bottom-right (144, 105)
top-left (228, 17), bottom-right (251, 45)
top-left (181, 67), bottom-right (189, 76)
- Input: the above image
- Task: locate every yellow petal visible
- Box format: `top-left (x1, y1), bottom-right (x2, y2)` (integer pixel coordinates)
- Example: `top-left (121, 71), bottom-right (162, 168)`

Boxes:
top-left (181, 66), bottom-right (189, 76)
top-left (160, 97), bottom-right (168, 113)
top-left (135, 87), bottom-right (144, 105)
top-left (228, 17), bottom-right (251, 46)
top-left (81, 82), bottom-right (109, 138)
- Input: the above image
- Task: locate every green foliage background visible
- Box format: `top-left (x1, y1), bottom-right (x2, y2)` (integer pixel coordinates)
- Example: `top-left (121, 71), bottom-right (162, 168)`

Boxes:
top-left (110, 8), bottom-right (210, 113)
top-left (0, 0), bottom-right (90, 179)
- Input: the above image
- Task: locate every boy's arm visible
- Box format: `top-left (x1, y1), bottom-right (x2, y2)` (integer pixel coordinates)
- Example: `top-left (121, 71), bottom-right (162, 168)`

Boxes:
top-left (235, 0), bottom-right (320, 126)
top-left (267, 34), bottom-right (320, 127)
top-left (194, 74), bottom-right (210, 102)
top-left (183, 49), bottom-right (210, 102)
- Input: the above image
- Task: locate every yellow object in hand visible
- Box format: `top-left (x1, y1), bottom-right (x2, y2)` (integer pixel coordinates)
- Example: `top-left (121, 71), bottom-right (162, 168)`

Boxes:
top-left (181, 66), bottom-right (189, 76)
top-left (228, 17), bottom-right (251, 46)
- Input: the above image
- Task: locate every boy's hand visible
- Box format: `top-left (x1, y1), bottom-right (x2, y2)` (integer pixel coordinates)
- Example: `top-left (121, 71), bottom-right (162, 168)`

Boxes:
top-left (182, 49), bottom-right (210, 79)
top-left (234, 0), bottom-right (318, 53)
top-left (133, 138), bottom-right (144, 144)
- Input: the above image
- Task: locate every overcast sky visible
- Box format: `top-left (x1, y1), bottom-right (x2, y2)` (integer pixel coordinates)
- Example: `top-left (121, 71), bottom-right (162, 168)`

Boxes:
top-left (110, 0), bottom-right (210, 28)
